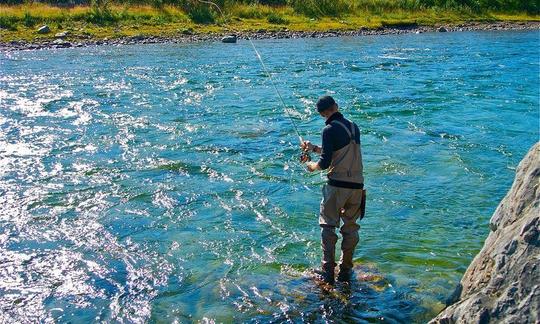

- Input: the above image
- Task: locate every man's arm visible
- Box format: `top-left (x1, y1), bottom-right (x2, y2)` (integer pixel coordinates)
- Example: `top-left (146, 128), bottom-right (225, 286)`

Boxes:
top-left (317, 126), bottom-right (333, 170)
top-left (306, 126), bottom-right (333, 172)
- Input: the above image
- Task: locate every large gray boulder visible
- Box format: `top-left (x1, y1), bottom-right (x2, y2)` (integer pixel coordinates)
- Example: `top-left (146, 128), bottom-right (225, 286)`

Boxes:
top-left (431, 142), bottom-right (540, 323)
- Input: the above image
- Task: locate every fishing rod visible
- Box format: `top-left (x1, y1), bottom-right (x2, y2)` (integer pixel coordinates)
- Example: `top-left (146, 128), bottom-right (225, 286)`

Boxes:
top-left (196, 0), bottom-right (311, 163)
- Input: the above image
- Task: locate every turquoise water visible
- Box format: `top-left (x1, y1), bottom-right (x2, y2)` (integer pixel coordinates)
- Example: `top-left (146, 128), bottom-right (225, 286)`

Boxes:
top-left (1, 30), bottom-right (538, 323)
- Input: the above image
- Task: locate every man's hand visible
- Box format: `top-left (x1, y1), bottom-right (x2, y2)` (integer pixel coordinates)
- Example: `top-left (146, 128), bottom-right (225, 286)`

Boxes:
top-left (306, 161), bottom-right (320, 172)
top-left (301, 140), bottom-right (315, 152)
top-left (301, 141), bottom-right (321, 154)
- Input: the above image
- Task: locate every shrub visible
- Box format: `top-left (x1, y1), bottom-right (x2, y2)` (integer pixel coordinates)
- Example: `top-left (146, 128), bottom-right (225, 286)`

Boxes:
top-left (86, 0), bottom-right (119, 25)
top-left (0, 16), bottom-right (18, 30)
top-left (257, 0), bottom-right (287, 5)
top-left (151, 0), bottom-right (165, 9)
top-left (267, 13), bottom-right (288, 24)
top-left (187, 5), bottom-right (216, 23)
top-left (287, 0), bottom-right (354, 17)
top-left (23, 11), bottom-right (39, 27)
top-left (174, 0), bottom-right (224, 24)
top-left (231, 4), bottom-right (265, 19)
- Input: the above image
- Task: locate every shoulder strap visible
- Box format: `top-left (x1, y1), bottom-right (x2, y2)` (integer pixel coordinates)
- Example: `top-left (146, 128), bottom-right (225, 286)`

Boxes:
top-left (331, 120), bottom-right (352, 139)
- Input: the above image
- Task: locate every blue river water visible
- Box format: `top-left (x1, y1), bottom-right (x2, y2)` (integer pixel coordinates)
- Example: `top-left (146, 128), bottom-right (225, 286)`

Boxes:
top-left (0, 30), bottom-right (538, 323)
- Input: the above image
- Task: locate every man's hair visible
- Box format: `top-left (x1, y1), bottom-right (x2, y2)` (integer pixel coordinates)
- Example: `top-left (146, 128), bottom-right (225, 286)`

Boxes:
top-left (316, 96), bottom-right (336, 113)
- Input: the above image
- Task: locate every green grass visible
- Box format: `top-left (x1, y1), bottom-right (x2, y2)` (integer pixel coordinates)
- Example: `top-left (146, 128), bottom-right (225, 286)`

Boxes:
top-left (0, 3), bottom-right (538, 43)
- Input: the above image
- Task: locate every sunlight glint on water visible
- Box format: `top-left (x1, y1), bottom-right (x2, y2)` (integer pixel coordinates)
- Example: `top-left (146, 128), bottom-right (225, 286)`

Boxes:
top-left (0, 30), bottom-right (538, 322)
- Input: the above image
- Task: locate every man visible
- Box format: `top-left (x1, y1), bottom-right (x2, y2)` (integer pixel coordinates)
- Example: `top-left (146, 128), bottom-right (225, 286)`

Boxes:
top-left (302, 95), bottom-right (365, 285)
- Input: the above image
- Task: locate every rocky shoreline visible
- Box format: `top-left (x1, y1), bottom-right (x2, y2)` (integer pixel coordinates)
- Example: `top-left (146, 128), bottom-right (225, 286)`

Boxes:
top-left (1, 21), bottom-right (539, 51)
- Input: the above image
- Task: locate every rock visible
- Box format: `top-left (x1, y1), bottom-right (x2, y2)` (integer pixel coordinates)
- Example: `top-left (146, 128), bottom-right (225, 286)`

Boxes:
top-left (55, 31), bottom-right (69, 38)
top-left (221, 35), bottom-right (237, 43)
top-left (52, 39), bottom-right (72, 48)
top-left (131, 34), bottom-right (145, 41)
top-left (438, 26), bottom-right (448, 32)
top-left (431, 142), bottom-right (540, 324)
top-left (180, 28), bottom-right (194, 35)
top-left (37, 25), bottom-right (50, 34)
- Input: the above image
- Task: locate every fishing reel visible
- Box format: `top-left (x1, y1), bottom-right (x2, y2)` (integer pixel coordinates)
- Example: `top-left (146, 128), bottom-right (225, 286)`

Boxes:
top-left (299, 148), bottom-right (311, 163)
top-left (299, 138), bottom-right (312, 164)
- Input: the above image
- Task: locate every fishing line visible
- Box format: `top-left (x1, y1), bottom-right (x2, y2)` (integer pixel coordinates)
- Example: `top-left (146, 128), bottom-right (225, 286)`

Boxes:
top-left (196, 0), bottom-right (304, 143)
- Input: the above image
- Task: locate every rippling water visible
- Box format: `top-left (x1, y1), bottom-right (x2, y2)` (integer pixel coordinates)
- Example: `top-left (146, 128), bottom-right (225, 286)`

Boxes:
top-left (1, 30), bottom-right (538, 323)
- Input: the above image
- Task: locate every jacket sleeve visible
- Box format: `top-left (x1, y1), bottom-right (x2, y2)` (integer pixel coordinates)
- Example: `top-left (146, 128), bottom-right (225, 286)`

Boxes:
top-left (317, 126), bottom-right (333, 170)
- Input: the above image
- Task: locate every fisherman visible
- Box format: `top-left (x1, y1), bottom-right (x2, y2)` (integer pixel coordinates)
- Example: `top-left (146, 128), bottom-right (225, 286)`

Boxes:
top-left (301, 96), bottom-right (365, 285)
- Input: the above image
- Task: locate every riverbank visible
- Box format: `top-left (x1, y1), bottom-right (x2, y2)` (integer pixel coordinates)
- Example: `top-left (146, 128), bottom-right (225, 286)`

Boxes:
top-left (1, 20), bottom-right (539, 51)
top-left (1, 2), bottom-right (539, 51)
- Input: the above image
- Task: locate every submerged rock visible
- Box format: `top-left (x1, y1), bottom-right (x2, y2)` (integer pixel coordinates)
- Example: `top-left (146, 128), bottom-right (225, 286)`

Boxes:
top-left (37, 25), bottom-right (50, 34)
top-left (221, 35), bottom-right (237, 43)
top-left (431, 142), bottom-right (540, 323)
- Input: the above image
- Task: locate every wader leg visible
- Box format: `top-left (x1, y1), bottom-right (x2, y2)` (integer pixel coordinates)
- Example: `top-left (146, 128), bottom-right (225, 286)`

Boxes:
top-left (339, 225), bottom-right (359, 270)
top-left (320, 225), bottom-right (338, 284)
top-left (338, 189), bottom-right (363, 281)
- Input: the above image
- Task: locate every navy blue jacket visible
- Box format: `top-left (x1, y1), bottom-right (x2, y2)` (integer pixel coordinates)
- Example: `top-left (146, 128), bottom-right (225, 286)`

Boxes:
top-left (318, 112), bottom-right (361, 170)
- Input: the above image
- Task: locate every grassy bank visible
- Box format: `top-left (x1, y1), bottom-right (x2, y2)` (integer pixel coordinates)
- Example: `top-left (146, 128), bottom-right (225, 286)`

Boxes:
top-left (0, 3), bottom-right (538, 43)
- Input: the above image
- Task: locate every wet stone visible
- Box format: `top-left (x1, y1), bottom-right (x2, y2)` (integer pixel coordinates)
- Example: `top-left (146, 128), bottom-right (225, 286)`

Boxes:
top-left (222, 35), bottom-right (237, 43)
top-left (55, 31), bottom-right (69, 38)
top-left (37, 25), bottom-right (50, 34)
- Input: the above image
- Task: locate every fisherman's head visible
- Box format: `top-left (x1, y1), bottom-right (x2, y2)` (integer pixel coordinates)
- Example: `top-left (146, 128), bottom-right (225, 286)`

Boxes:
top-left (316, 95), bottom-right (338, 120)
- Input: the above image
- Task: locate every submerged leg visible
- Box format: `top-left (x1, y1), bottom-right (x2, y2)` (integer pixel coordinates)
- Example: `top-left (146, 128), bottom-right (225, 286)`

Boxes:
top-left (338, 189), bottom-right (363, 281)
top-left (318, 184), bottom-right (342, 284)
top-left (320, 225), bottom-right (338, 284)
top-left (339, 224), bottom-right (359, 280)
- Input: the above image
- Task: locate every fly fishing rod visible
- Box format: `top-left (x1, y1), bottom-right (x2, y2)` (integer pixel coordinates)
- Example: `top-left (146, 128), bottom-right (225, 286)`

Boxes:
top-left (196, 0), bottom-right (311, 163)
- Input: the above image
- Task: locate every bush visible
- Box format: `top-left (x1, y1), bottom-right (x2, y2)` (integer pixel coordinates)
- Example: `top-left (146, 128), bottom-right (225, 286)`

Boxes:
top-left (287, 0), bottom-right (354, 17)
top-left (151, 0), bottom-right (164, 9)
top-left (0, 16), bottom-right (18, 30)
top-left (174, 0), bottom-right (224, 24)
top-left (23, 12), bottom-right (39, 27)
top-left (187, 5), bottom-right (216, 23)
top-left (232, 4), bottom-right (265, 18)
top-left (257, 0), bottom-right (288, 5)
top-left (86, 0), bottom-right (119, 25)
top-left (267, 13), bottom-right (288, 24)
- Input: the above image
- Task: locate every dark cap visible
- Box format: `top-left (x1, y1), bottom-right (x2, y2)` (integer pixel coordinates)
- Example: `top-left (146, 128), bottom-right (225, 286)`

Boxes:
top-left (316, 96), bottom-right (336, 113)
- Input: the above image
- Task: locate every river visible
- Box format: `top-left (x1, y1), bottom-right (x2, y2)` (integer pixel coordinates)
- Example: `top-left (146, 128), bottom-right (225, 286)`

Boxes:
top-left (0, 30), bottom-right (538, 322)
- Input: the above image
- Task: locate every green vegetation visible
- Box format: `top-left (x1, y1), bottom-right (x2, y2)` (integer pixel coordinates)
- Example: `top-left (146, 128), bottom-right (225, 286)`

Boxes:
top-left (0, 0), bottom-right (538, 42)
